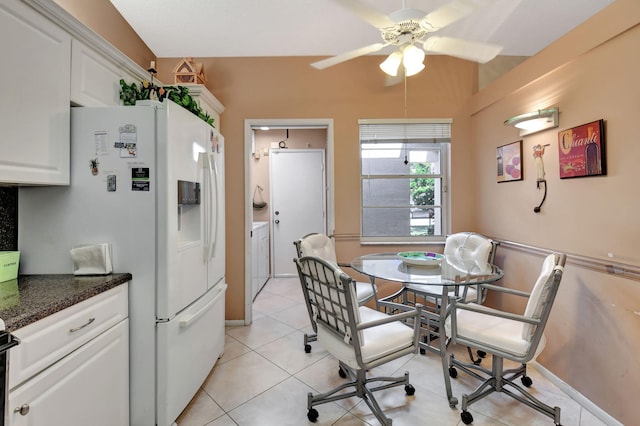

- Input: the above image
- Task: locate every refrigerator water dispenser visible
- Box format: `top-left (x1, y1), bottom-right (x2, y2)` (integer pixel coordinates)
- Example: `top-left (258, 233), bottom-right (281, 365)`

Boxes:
top-left (177, 180), bottom-right (201, 238)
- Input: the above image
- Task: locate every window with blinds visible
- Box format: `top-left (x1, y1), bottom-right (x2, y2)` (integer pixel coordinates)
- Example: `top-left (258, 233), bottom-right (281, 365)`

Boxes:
top-left (359, 120), bottom-right (451, 243)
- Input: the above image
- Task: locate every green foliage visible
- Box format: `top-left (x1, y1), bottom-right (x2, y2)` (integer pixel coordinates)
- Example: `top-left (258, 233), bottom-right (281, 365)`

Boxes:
top-left (410, 162), bottom-right (434, 207)
top-left (119, 79), bottom-right (215, 127)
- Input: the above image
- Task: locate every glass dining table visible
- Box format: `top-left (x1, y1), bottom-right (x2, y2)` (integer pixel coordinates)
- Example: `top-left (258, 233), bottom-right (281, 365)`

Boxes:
top-left (350, 252), bottom-right (504, 407)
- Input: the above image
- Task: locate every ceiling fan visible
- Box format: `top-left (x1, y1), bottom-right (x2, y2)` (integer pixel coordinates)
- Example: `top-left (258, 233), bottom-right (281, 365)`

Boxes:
top-left (311, 0), bottom-right (503, 78)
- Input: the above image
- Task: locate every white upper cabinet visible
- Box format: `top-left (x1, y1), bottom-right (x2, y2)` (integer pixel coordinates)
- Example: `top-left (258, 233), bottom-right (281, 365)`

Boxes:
top-left (70, 39), bottom-right (122, 107)
top-left (0, 0), bottom-right (71, 185)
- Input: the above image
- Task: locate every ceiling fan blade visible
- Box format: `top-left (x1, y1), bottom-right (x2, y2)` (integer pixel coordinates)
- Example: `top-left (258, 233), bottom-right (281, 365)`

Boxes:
top-left (421, 0), bottom-right (479, 31)
top-left (311, 42), bottom-right (387, 70)
top-left (423, 36), bottom-right (503, 63)
top-left (331, 0), bottom-right (395, 29)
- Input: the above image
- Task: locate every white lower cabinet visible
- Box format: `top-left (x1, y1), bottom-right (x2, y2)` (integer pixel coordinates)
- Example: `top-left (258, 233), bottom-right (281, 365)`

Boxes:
top-left (252, 222), bottom-right (269, 301)
top-left (7, 285), bottom-right (129, 426)
top-left (8, 321), bottom-right (128, 426)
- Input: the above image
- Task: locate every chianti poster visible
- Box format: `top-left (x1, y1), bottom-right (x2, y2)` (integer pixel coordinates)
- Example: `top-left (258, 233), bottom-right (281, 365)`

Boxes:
top-left (558, 120), bottom-right (606, 179)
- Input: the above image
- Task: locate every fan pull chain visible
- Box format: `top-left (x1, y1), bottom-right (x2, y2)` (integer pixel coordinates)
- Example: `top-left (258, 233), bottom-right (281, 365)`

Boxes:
top-left (403, 72), bottom-right (408, 118)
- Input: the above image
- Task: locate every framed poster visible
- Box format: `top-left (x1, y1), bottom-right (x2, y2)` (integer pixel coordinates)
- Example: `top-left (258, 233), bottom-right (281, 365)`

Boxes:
top-left (558, 119), bottom-right (606, 178)
top-left (496, 140), bottom-right (522, 182)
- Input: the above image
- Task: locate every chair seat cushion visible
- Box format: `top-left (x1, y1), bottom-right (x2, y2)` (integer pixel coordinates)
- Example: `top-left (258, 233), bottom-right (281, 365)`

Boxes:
top-left (446, 305), bottom-right (532, 358)
top-left (317, 306), bottom-right (414, 370)
top-left (354, 281), bottom-right (376, 304)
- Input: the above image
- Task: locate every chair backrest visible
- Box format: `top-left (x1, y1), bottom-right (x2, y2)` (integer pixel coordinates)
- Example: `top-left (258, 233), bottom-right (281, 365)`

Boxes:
top-left (294, 256), bottom-right (363, 345)
top-left (294, 233), bottom-right (338, 264)
top-left (444, 232), bottom-right (494, 263)
top-left (522, 253), bottom-right (566, 343)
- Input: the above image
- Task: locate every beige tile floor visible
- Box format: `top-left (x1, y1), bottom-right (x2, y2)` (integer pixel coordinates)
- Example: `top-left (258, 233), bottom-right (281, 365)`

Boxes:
top-left (176, 277), bottom-right (608, 426)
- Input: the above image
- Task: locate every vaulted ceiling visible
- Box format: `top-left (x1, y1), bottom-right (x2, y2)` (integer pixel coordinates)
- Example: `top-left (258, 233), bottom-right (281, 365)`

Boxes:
top-left (109, 0), bottom-right (614, 61)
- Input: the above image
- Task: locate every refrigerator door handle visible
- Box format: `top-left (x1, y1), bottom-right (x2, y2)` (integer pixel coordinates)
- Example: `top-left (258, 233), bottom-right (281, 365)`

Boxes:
top-left (178, 285), bottom-right (224, 328)
top-left (204, 154), bottom-right (215, 261)
top-left (210, 154), bottom-right (219, 259)
top-left (201, 152), bottom-right (216, 262)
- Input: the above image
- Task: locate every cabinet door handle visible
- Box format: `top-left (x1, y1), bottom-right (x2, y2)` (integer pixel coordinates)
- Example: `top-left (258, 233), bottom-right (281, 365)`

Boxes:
top-left (14, 404), bottom-right (30, 415)
top-left (69, 317), bottom-right (96, 333)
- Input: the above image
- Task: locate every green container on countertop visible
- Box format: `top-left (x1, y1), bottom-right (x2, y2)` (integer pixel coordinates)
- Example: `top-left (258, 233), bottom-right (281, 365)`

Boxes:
top-left (0, 251), bottom-right (20, 283)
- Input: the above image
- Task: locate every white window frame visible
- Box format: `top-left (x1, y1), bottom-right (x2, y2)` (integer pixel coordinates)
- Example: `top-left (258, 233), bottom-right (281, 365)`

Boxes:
top-left (359, 118), bottom-right (452, 244)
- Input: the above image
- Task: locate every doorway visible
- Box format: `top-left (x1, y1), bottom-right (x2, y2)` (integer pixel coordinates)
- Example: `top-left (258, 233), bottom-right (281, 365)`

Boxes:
top-left (244, 119), bottom-right (334, 324)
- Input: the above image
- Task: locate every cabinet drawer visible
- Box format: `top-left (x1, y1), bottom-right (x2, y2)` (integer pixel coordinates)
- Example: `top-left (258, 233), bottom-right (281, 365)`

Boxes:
top-left (9, 284), bottom-right (128, 389)
top-left (8, 320), bottom-right (129, 426)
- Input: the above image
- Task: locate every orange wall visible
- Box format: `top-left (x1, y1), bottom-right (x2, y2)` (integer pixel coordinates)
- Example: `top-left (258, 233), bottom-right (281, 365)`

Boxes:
top-left (53, 0), bottom-right (155, 67)
top-left (152, 55), bottom-right (480, 320)
top-left (468, 1), bottom-right (640, 423)
top-left (55, 0), bottom-right (639, 422)
top-left (50, 1), bottom-right (481, 317)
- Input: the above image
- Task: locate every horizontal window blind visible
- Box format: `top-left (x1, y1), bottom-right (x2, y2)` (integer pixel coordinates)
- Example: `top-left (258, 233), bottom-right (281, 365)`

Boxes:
top-left (359, 120), bottom-right (451, 142)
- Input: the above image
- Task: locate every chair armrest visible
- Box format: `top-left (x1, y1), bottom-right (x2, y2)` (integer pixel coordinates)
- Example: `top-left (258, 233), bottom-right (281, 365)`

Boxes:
top-left (454, 302), bottom-right (540, 326)
top-left (476, 283), bottom-right (531, 298)
top-left (378, 298), bottom-right (415, 314)
top-left (356, 304), bottom-right (423, 331)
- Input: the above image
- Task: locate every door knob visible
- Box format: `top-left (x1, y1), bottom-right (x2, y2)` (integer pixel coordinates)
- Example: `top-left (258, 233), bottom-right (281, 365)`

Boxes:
top-left (14, 404), bottom-right (30, 416)
top-left (275, 219), bottom-right (280, 224)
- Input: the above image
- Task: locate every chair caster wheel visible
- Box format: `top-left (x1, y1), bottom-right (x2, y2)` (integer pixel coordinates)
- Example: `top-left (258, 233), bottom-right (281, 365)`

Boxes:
top-left (477, 350), bottom-right (486, 358)
top-left (521, 376), bottom-right (533, 387)
top-left (404, 384), bottom-right (416, 396)
top-left (304, 344), bottom-right (312, 353)
top-left (419, 347), bottom-right (426, 355)
top-left (461, 410), bottom-right (473, 424)
top-left (307, 408), bottom-right (319, 422)
top-left (338, 367), bottom-right (347, 378)
top-left (449, 367), bottom-right (458, 378)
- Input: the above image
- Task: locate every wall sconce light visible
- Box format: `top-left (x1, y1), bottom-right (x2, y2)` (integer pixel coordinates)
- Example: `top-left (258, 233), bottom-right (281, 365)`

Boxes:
top-left (504, 107), bottom-right (559, 136)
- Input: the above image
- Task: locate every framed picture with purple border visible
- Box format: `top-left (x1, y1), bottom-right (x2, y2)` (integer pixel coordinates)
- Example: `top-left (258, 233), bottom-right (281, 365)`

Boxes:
top-left (558, 119), bottom-right (606, 178)
top-left (496, 140), bottom-right (522, 182)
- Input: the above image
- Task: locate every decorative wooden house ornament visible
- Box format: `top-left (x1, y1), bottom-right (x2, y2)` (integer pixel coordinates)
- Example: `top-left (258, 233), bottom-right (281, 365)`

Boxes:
top-left (172, 57), bottom-right (207, 84)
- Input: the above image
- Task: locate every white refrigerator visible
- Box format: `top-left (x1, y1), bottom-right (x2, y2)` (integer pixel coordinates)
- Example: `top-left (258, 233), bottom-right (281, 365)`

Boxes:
top-left (18, 100), bottom-right (226, 426)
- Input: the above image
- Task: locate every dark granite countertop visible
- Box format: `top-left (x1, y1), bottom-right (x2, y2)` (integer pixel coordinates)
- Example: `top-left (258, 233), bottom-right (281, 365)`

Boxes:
top-left (0, 273), bottom-right (131, 332)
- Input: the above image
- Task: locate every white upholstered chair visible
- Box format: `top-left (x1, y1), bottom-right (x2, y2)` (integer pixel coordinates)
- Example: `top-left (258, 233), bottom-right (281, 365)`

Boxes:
top-left (294, 233), bottom-right (378, 353)
top-left (294, 255), bottom-right (422, 425)
top-left (403, 232), bottom-right (499, 359)
top-left (446, 253), bottom-right (566, 425)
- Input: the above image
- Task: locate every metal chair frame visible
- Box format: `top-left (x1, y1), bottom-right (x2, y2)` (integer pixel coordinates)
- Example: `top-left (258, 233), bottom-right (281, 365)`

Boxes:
top-left (293, 233), bottom-right (378, 353)
top-left (448, 253), bottom-right (566, 425)
top-left (294, 256), bottom-right (421, 425)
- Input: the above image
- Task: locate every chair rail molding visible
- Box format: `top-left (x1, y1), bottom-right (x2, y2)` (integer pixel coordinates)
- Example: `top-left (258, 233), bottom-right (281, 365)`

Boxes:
top-left (491, 238), bottom-right (640, 283)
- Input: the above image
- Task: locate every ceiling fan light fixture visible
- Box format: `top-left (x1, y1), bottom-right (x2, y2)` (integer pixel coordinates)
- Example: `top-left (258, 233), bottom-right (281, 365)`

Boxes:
top-left (404, 61), bottom-right (425, 76)
top-left (402, 44), bottom-right (426, 76)
top-left (379, 50), bottom-right (403, 76)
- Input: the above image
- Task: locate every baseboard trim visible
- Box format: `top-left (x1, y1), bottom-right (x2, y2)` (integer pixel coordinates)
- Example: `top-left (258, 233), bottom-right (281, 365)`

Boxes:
top-left (531, 361), bottom-right (623, 426)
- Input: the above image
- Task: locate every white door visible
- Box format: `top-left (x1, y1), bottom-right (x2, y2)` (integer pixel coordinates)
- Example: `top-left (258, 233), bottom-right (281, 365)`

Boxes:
top-left (270, 149), bottom-right (326, 277)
